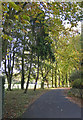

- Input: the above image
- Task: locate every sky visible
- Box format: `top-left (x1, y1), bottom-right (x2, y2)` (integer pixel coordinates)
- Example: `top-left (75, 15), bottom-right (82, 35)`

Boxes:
top-left (63, 20), bottom-right (81, 34)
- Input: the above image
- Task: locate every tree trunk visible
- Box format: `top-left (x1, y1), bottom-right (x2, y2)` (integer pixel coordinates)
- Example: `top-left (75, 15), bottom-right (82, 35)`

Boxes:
top-left (34, 55), bottom-right (39, 91)
top-left (47, 81), bottom-right (49, 88)
top-left (55, 62), bottom-right (57, 88)
top-left (24, 63), bottom-right (32, 93)
top-left (52, 68), bottom-right (54, 88)
top-left (55, 69), bottom-right (57, 88)
top-left (58, 70), bottom-right (60, 87)
top-left (41, 79), bottom-right (44, 89)
top-left (62, 75), bottom-right (64, 87)
top-left (66, 73), bottom-right (68, 87)
top-left (41, 68), bottom-right (50, 89)
top-left (4, 49), bottom-right (15, 91)
top-left (21, 50), bottom-right (24, 90)
top-left (7, 54), bottom-right (12, 90)
top-left (8, 76), bottom-right (12, 91)
top-left (24, 53), bottom-right (33, 93)
top-left (40, 67), bottom-right (44, 89)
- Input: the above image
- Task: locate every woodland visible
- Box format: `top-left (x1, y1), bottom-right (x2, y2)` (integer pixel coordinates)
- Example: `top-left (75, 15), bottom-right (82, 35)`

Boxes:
top-left (2, 2), bottom-right (82, 93)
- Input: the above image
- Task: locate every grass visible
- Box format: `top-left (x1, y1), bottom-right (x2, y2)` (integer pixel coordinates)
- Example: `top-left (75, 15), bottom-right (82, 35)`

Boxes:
top-left (4, 88), bottom-right (49, 118)
top-left (63, 88), bottom-right (83, 108)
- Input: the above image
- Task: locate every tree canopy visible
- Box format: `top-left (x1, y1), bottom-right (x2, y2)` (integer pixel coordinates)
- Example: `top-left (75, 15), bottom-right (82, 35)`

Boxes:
top-left (1, 2), bottom-right (82, 91)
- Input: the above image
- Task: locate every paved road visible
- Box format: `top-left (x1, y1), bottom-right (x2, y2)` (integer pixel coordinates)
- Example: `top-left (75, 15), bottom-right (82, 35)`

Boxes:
top-left (21, 89), bottom-right (82, 118)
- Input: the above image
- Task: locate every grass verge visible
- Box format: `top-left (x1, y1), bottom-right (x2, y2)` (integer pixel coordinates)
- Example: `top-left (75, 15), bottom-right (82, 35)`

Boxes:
top-left (4, 88), bottom-right (49, 119)
top-left (63, 88), bottom-right (83, 108)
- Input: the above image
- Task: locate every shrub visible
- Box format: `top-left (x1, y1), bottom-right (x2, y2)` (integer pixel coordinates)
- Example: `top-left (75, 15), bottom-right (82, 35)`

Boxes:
top-left (69, 70), bottom-right (82, 82)
top-left (72, 78), bottom-right (83, 89)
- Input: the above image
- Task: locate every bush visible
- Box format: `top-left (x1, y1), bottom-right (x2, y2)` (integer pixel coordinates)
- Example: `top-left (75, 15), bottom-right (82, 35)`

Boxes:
top-left (68, 88), bottom-right (83, 98)
top-left (69, 70), bottom-right (82, 82)
top-left (72, 78), bottom-right (83, 89)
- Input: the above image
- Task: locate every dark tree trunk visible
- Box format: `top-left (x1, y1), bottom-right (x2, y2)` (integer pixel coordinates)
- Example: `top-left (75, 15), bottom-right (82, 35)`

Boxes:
top-left (40, 66), bottom-right (44, 89)
top-left (47, 81), bottom-right (49, 88)
top-left (41, 79), bottom-right (44, 89)
top-left (55, 70), bottom-right (57, 88)
top-left (24, 53), bottom-right (33, 93)
top-left (58, 70), bottom-right (60, 87)
top-left (52, 68), bottom-right (54, 88)
top-left (34, 55), bottom-right (39, 91)
top-left (21, 50), bottom-right (24, 90)
top-left (41, 68), bottom-right (50, 89)
top-left (4, 49), bottom-right (15, 91)
top-left (66, 73), bottom-right (68, 87)
top-left (8, 76), bottom-right (12, 91)
top-left (62, 75), bottom-right (64, 87)
top-left (4, 57), bottom-right (10, 91)
top-left (55, 63), bottom-right (57, 88)
top-left (24, 62), bottom-right (32, 93)
top-left (8, 54), bottom-right (11, 90)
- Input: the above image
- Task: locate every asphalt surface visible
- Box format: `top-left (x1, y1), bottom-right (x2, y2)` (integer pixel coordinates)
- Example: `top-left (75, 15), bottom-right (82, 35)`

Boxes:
top-left (21, 89), bottom-right (82, 118)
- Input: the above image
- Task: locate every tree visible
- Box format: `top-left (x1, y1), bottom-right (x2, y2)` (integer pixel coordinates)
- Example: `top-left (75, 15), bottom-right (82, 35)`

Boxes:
top-left (2, 2), bottom-right (30, 90)
top-left (2, 2), bottom-right (82, 91)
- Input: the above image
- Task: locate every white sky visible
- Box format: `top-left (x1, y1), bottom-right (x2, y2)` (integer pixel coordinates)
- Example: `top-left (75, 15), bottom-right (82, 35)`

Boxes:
top-left (63, 20), bottom-right (81, 34)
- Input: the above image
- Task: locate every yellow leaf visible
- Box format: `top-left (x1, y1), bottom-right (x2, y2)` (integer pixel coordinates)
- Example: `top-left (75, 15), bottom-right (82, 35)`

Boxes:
top-left (35, 20), bottom-right (40, 23)
top-left (14, 15), bottom-right (19, 20)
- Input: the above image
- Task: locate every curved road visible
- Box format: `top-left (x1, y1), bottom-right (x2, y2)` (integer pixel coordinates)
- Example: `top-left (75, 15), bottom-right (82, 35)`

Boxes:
top-left (21, 89), bottom-right (82, 119)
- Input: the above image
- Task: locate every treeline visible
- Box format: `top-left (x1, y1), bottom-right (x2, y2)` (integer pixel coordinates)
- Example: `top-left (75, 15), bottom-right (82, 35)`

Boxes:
top-left (2, 2), bottom-right (82, 92)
